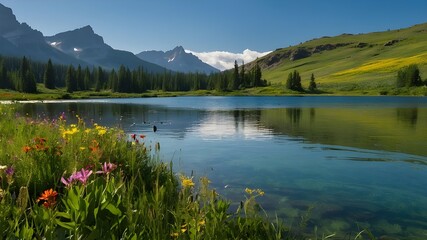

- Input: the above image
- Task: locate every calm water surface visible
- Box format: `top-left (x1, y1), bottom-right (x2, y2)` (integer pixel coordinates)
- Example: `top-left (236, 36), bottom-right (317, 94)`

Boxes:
top-left (20, 96), bottom-right (427, 239)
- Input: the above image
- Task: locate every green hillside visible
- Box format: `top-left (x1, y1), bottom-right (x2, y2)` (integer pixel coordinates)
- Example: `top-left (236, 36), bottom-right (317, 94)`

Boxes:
top-left (255, 23), bottom-right (427, 94)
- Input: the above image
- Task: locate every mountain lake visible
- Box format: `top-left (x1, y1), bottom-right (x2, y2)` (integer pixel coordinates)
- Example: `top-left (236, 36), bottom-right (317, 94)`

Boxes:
top-left (18, 96), bottom-right (427, 239)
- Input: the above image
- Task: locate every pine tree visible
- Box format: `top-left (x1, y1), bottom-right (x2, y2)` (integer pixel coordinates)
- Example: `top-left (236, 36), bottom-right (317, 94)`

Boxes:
top-left (0, 59), bottom-right (7, 89)
top-left (109, 69), bottom-right (118, 92)
top-left (232, 60), bottom-right (239, 90)
top-left (308, 73), bottom-right (317, 92)
top-left (43, 59), bottom-right (55, 89)
top-left (19, 56), bottom-right (37, 93)
top-left (65, 65), bottom-right (76, 93)
top-left (76, 65), bottom-right (83, 91)
top-left (83, 67), bottom-right (91, 90)
top-left (240, 60), bottom-right (245, 88)
top-left (286, 70), bottom-right (303, 91)
top-left (95, 67), bottom-right (104, 92)
top-left (254, 61), bottom-right (262, 87)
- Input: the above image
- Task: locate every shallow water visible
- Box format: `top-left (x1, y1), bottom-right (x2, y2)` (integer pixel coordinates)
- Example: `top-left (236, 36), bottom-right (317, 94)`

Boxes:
top-left (20, 96), bottom-right (427, 239)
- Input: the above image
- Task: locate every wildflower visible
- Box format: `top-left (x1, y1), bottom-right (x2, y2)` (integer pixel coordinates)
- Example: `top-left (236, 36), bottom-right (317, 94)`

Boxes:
top-left (181, 223), bottom-right (188, 233)
top-left (80, 147), bottom-right (86, 151)
top-left (89, 140), bottom-right (100, 152)
top-left (245, 188), bottom-right (255, 195)
top-left (5, 166), bottom-right (14, 176)
top-left (22, 146), bottom-right (32, 153)
top-left (140, 134), bottom-right (146, 139)
top-left (199, 219), bottom-right (206, 226)
top-left (131, 133), bottom-right (136, 140)
top-left (96, 162), bottom-right (117, 175)
top-left (61, 176), bottom-right (74, 187)
top-left (59, 112), bottom-right (66, 121)
top-left (84, 129), bottom-right (91, 134)
top-left (37, 189), bottom-right (58, 209)
top-left (180, 175), bottom-right (195, 188)
top-left (245, 188), bottom-right (265, 196)
top-left (61, 168), bottom-right (93, 186)
top-left (0, 165), bottom-right (7, 171)
top-left (98, 129), bottom-right (107, 135)
top-left (72, 168), bottom-right (93, 185)
top-left (5, 166), bottom-right (14, 184)
top-left (170, 232), bottom-right (179, 238)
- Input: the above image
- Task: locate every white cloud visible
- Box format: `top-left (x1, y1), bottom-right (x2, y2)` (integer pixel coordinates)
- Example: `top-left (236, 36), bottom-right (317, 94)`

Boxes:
top-left (185, 49), bottom-right (271, 71)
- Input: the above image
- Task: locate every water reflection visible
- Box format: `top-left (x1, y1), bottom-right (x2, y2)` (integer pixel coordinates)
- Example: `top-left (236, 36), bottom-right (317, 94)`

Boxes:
top-left (18, 101), bottom-right (427, 157)
top-left (396, 108), bottom-right (418, 126)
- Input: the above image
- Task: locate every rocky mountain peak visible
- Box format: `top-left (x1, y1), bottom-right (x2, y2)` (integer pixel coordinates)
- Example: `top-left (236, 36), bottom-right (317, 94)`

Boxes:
top-left (0, 3), bottom-right (21, 33)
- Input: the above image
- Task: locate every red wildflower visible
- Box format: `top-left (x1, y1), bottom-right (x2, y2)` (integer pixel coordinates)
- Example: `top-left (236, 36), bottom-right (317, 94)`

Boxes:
top-left (37, 189), bottom-right (58, 209)
top-left (140, 134), bottom-right (146, 139)
top-left (131, 134), bottom-right (136, 140)
top-left (22, 146), bottom-right (32, 153)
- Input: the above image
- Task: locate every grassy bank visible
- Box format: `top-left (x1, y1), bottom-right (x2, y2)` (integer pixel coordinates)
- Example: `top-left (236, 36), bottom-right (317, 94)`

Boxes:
top-left (1, 81), bottom-right (427, 102)
top-left (1, 104), bottom-right (306, 239)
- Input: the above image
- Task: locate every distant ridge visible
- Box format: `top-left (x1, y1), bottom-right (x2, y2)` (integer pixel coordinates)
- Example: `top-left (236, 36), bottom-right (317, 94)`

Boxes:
top-left (137, 46), bottom-right (220, 74)
top-left (0, 3), bottom-right (166, 72)
top-left (0, 3), bottom-right (84, 65)
top-left (46, 25), bottom-right (165, 72)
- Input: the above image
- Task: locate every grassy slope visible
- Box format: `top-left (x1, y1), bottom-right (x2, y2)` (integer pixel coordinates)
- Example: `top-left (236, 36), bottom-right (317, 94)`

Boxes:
top-left (260, 23), bottom-right (427, 94)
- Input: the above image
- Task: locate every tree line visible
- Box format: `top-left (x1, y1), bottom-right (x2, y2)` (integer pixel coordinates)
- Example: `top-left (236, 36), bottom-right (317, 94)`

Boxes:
top-left (285, 70), bottom-right (317, 92)
top-left (0, 56), bottom-right (266, 94)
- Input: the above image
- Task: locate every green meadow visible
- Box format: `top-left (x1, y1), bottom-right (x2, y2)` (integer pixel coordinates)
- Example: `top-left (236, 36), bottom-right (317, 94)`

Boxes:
top-left (259, 23), bottom-right (427, 95)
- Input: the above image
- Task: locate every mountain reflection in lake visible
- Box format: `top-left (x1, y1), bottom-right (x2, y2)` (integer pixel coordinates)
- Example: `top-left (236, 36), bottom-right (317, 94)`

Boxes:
top-left (19, 96), bottom-right (427, 239)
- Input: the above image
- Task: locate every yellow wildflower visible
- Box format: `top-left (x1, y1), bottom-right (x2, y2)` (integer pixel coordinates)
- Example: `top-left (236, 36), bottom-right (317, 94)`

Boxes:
top-left (84, 129), bottom-right (91, 134)
top-left (198, 219), bottom-right (206, 226)
top-left (181, 223), bottom-right (187, 233)
top-left (79, 147), bottom-right (86, 151)
top-left (180, 175), bottom-right (195, 188)
top-left (245, 188), bottom-right (255, 195)
top-left (98, 129), bottom-right (107, 136)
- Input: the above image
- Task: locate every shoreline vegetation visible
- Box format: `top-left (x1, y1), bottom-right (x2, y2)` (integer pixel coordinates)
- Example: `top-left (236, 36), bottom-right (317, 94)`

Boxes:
top-left (0, 84), bottom-right (426, 102)
top-left (0, 104), bottom-right (374, 239)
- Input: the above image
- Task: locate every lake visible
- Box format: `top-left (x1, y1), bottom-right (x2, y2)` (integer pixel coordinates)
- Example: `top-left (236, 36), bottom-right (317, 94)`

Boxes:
top-left (19, 96), bottom-right (427, 239)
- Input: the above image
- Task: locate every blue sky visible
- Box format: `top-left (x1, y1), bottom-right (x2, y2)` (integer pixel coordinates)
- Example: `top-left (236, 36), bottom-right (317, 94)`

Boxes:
top-left (1, 0), bottom-right (427, 69)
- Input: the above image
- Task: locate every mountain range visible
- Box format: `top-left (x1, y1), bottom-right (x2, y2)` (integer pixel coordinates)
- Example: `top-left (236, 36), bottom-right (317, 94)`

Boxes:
top-left (0, 3), bottom-right (217, 73)
top-left (137, 46), bottom-right (219, 74)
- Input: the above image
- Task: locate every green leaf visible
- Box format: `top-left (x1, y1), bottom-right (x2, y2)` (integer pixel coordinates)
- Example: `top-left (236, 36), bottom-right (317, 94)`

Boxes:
top-left (56, 220), bottom-right (76, 230)
top-left (105, 203), bottom-right (122, 216)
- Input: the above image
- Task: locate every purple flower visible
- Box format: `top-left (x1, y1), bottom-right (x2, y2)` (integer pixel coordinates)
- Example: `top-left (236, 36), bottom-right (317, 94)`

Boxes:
top-left (72, 168), bottom-right (92, 185)
top-left (60, 176), bottom-right (74, 187)
top-left (5, 166), bottom-right (14, 176)
top-left (96, 162), bottom-right (117, 175)
top-left (61, 168), bottom-right (93, 186)
top-left (59, 112), bottom-right (66, 121)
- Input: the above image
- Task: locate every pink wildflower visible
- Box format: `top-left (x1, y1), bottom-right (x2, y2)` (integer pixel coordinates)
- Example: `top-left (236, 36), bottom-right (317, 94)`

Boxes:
top-left (96, 162), bottom-right (117, 175)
